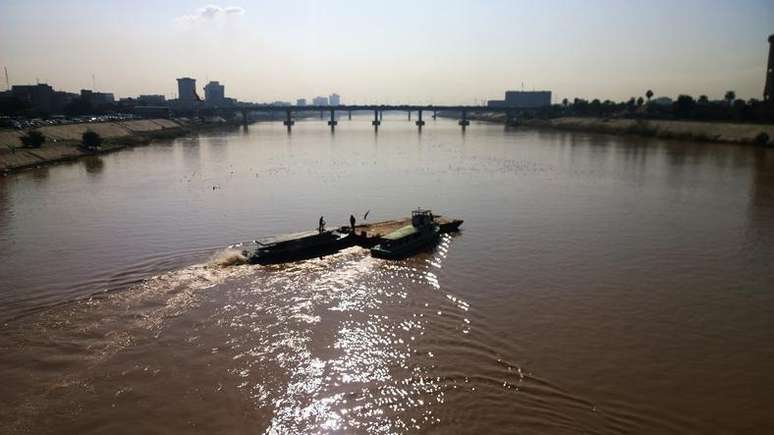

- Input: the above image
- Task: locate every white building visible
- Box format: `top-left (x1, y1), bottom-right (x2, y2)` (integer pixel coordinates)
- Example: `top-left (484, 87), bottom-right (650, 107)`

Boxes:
top-left (329, 93), bottom-right (341, 106)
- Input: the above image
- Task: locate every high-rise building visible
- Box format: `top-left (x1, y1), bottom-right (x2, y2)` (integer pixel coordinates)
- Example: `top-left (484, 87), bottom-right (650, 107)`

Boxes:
top-left (296, 98), bottom-right (307, 106)
top-left (765, 34), bottom-right (774, 102)
top-left (329, 93), bottom-right (341, 106)
top-left (312, 96), bottom-right (328, 106)
top-left (204, 81), bottom-right (225, 106)
top-left (177, 77), bottom-right (197, 107)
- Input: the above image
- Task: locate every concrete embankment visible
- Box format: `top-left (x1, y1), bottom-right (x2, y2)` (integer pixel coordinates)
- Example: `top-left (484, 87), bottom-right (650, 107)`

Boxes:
top-left (0, 119), bottom-right (192, 172)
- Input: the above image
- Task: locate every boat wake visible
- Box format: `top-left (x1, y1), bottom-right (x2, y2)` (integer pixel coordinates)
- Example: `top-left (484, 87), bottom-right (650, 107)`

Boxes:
top-left (208, 247), bottom-right (249, 267)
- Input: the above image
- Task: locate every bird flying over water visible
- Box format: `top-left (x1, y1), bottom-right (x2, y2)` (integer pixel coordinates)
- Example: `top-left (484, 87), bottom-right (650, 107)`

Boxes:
top-left (363, 210), bottom-right (370, 220)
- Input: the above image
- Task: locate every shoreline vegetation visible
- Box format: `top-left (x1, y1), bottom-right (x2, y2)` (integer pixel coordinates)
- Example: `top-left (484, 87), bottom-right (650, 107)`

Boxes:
top-left (442, 112), bottom-right (774, 146)
top-left (0, 119), bottom-right (242, 174)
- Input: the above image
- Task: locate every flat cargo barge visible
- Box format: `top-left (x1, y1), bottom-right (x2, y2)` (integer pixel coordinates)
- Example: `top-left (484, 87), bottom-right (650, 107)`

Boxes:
top-left (346, 215), bottom-right (463, 247)
top-left (238, 212), bottom-right (463, 265)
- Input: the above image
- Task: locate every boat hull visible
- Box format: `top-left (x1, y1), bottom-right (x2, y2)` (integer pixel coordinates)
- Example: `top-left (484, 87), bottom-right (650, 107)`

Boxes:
top-left (243, 231), bottom-right (355, 265)
top-left (370, 226), bottom-right (441, 260)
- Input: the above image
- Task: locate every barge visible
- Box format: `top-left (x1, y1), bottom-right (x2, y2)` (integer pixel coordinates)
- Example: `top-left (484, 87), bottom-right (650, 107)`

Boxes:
top-left (240, 229), bottom-right (355, 265)
top-left (370, 209), bottom-right (441, 260)
top-left (239, 210), bottom-right (463, 265)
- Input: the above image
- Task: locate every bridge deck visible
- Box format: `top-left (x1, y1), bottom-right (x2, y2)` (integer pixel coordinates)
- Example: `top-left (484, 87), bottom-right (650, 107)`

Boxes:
top-left (229, 104), bottom-right (534, 113)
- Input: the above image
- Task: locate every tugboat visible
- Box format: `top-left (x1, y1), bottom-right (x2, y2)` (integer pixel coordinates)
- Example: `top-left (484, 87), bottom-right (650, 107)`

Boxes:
top-left (370, 209), bottom-right (441, 260)
top-left (241, 229), bottom-right (354, 265)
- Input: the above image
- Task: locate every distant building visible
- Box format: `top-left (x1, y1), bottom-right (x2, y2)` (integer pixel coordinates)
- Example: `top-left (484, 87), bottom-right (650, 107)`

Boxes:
top-left (312, 96), bottom-right (328, 106)
top-left (52, 91), bottom-right (78, 112)
top-left (176, 77), bottom-right (197, 108)
top-left (504, 91), bottom-right (551, 108)
top-left (138, 94), bottom-right (166, 106)
top-left (765, 34), bottom-right (774, 102)
top-left (329, 93), bottom-right (341, 106)
top-left (487, 90), bottom-right (551, 108)
top-left (204, 81), bottom-right (225, 106)
top-left (296, 98), bottom-right (307, 106)
top-left (12, 84), bottom-right (55, 113)
top-left (80, 89), bottom-right (115, 107)
top-left (650, 97), bottom-right (673, 106)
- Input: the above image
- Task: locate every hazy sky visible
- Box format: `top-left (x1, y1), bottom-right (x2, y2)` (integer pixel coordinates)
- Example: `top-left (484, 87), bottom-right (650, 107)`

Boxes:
top-left (1, 0), bottom-right (773, 104)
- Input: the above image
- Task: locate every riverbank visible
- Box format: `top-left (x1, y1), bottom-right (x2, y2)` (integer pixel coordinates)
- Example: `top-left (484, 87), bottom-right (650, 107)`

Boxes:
top-left (0, 119), bottom-right (239, 173)
top-left (522, 117), bottom-right (774, 146)
top-left (440, 112), bottom-right (774, 146)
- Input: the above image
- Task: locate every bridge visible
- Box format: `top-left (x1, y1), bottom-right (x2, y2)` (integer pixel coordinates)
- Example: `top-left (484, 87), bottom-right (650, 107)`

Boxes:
top-left (207, 104), bottom-right (534, 131)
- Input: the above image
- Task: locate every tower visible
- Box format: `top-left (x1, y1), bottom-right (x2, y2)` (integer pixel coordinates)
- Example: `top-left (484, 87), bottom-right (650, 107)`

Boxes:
top-left (204, 81), bottom-right (225, 106)
top-left (176, 77), bottom-right (196, 108)
top-left (765, 34), bottom-right (774, 102)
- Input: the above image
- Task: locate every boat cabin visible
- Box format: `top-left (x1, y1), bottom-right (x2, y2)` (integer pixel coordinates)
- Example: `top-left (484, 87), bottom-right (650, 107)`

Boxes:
top-left (411, 209), bottom-right (434, 227)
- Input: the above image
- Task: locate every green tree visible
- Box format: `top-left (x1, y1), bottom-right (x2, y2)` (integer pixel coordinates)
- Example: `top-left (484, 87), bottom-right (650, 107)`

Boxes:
top-left (20, 130), bottom-right (45, 148)
top-left (674, 95), bottom-right (696, 119)
top-left (724, 91), bottom-right (736, 105)
top-left (82, 130), bottom-right (103, 150)
top-left (646, 90), bottom-right (654, 102)
top-left (562, 98), bottom-right (569, 108)
top-left (698, 95), bottom-right (709, 104)
top-left (636, 97), bottom-right (644, 106)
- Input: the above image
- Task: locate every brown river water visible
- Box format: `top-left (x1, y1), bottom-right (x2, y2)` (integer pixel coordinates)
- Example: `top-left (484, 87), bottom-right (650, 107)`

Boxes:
top-left (1, 116), bottom-right (773, 434)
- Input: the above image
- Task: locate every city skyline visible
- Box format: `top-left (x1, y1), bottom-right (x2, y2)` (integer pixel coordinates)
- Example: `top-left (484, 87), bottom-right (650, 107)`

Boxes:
top-left (1, 0), bottom-right (773, 104)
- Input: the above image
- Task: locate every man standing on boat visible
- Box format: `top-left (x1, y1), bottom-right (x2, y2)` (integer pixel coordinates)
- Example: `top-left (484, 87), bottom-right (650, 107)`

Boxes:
top-left (319, 216), bottom-right (326, 233)
top-left (350, 214), bottom-right (356, 233)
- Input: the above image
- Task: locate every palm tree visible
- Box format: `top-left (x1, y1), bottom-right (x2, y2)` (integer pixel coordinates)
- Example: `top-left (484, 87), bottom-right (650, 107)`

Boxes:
top-left (636, 97), bottom-right (644, 106)
top-left (645, 90), bottom-right (654, 103)
top-left (562, 98), bottom-right (569, 108)
top-left (724, 91), bottom-right (736, 105)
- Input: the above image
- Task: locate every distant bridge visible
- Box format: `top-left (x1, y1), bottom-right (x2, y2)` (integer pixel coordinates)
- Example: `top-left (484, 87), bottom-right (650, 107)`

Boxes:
top-left (204, 104), bottom-right (535, 130)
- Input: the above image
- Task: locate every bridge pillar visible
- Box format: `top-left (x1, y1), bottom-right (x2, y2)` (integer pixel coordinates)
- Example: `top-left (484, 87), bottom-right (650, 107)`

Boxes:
top-left (408, 111), bottom-right (411, 121)
top-left (432, 110), bottom-right (437, 120)
top-left (372, 110), bottom-right (381, 130)
top-left (380, 111), bottom-right (383, 121)
top-left (459, 110), bottom-right (470, 130)
top-left (283, 109), bottom-right (295, 130)
top-left (241, 109), bottom-right (248, 127)
top-left (416, 109), bottom-right (425, 128)
top-left (348, 110), bottom-right (352, 120)
top-left (320, 110), bottom-right (324, 120)
top-left (328, 109), bottom-right (338, 130)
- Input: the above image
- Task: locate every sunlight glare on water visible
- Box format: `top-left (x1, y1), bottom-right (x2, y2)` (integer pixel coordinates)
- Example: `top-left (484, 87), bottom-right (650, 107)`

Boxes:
top-left (217, 237), bottom-right (459, 433)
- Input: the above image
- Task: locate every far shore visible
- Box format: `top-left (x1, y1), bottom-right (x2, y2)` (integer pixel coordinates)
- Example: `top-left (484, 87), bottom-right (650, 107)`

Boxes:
top-left (0, 119), bottom-right (241, 174)
top-left (442, 112), bottom-right (774, 146)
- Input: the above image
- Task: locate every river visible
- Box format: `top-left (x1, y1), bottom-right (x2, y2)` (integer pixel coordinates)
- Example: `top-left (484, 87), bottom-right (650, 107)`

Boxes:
top-left (1, 116), bottom-right (773, 433)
